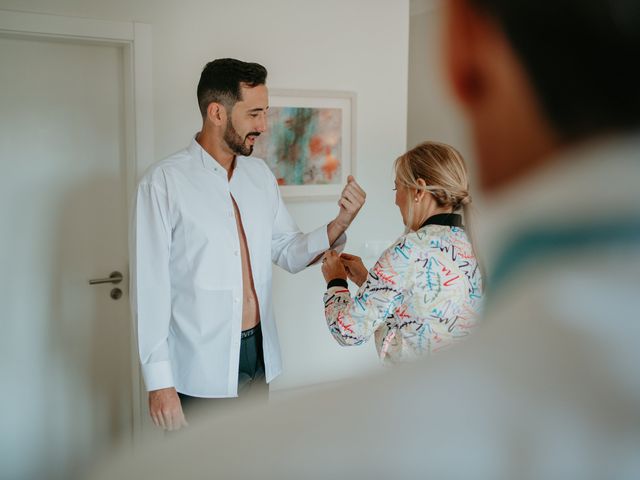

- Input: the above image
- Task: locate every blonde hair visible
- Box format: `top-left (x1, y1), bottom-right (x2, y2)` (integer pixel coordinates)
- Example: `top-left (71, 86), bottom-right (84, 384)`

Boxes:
top-left (394, 141), bottom-right (481, 268)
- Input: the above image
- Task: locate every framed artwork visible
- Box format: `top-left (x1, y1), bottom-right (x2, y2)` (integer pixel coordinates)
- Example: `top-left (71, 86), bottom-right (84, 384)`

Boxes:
top-left (253, 89), bottom-right (356, 199)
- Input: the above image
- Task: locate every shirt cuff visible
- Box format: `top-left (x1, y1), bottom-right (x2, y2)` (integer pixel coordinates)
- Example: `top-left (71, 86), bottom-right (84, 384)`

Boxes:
top-left (306, 224), bottom-right (331, 253)
top-left (330, 231), bottom-right (347, 252)
top-left (141, 360), bottom-right (175, 392)
top-left (327, 278), bottom-right (349, 289)
top-left (306, 224), bottom-right (347, 266)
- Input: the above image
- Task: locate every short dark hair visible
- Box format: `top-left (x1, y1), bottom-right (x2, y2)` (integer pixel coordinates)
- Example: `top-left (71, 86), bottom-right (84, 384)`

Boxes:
top-left (197, 58), bottom-right (267, 117)
top-left (469, 0), bottom-right (640, 139)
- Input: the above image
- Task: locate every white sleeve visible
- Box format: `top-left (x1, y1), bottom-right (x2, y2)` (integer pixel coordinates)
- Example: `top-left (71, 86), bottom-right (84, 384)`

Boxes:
top-left (129, 181), bottom-right (174, 391)
top-left (270, 175), bottom-right (346, 274)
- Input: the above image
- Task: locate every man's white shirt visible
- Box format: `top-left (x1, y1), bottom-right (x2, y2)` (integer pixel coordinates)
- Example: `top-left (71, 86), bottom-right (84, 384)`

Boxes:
top-left (130, 138), bottom-right (345, 397)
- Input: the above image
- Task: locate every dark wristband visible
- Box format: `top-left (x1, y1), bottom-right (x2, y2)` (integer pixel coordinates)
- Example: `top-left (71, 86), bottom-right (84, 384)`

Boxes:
top-left (327, 278), bottom-right (349, 289)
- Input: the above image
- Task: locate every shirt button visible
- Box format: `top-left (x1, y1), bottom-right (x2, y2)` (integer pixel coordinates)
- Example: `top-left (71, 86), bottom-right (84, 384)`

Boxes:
top-left (234, 250), bottom-right (239, 256)
top-left (234, 297), bottom-right (240, 303)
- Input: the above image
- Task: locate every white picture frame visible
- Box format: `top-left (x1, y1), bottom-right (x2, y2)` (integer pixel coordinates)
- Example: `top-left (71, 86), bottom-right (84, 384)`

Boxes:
top-left (253, 89), bottom-right (356, 199)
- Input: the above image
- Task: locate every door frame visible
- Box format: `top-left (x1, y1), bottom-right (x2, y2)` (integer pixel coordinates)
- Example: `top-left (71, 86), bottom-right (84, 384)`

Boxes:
top-left (0, 9), bottom-right (154, 444)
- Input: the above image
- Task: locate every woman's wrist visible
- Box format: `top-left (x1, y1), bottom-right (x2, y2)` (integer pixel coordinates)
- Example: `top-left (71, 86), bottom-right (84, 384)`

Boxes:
top-left (327, 278), bottom-right (348, 289)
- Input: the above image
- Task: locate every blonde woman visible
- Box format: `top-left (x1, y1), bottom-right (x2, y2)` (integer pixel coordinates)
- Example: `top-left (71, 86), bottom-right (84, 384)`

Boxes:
top-left (321, 141), bottom-right (483, 363)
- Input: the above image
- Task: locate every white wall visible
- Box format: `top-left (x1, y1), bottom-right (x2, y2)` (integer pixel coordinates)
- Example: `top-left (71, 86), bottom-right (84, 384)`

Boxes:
top-left (408, 1), bottom-right (475, 167)
top-left (0, 0), bottom-right (409, 391)
top-left (407, 0), bottom-right (485, 252)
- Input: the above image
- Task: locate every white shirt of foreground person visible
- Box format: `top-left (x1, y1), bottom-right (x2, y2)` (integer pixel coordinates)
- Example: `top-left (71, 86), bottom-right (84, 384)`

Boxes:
top-left (130, 137), bottom-right (345, 397)
top-left (97, 135), bottom-right (639, 479)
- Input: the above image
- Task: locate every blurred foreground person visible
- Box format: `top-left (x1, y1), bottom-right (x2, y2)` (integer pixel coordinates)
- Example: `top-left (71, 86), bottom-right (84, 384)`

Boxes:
top-left (91, 0), bottom-right (640, 478)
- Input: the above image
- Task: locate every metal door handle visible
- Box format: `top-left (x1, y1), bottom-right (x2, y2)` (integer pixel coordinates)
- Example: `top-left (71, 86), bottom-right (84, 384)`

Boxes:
top-left (89, 271), bottom-right (123, 285)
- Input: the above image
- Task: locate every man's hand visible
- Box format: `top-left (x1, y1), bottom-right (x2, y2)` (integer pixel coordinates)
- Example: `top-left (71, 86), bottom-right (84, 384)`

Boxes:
top-left (336, 175), bottom-right (366, 228)
top-left (322, 250), bottom-right (348, 283)
top-left (148, 387), bottom-right (188, 431)
top-left (326, 176), bottom-right (366, 247)
top-left (339, 253), bottom-right (368, 287)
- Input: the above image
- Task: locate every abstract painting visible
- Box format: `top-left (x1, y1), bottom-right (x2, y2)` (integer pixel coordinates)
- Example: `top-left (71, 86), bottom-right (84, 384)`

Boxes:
top-left (253, 90), bottom-right (355, 199)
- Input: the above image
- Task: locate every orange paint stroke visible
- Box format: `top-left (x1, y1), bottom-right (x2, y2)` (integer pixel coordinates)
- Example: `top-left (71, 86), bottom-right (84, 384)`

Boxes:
top-left (322, 153), bottom-right (339, 181)
top-left (308, 136), bottom-right (324, 156)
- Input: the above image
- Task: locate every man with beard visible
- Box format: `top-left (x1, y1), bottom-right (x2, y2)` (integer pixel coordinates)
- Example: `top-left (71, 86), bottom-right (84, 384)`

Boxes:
top-left (130, 58), bottom-right (366, 431)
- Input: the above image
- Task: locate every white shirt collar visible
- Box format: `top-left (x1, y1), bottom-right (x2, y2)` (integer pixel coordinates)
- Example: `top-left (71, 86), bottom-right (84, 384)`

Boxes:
top-left (188, 133), bottom-right (231, 180)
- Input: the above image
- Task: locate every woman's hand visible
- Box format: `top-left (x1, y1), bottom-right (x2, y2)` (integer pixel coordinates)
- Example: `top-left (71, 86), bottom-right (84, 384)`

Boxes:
top-left (321, 250), bottom-right (348, 283)
top-left (340, 253), bottom-right (368, 287)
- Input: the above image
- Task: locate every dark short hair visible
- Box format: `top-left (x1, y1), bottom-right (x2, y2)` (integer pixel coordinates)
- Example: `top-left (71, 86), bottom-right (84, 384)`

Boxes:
top-left (197, 58), bottom-right (267, 117)
top-left (469, 0), bottom-right (640, 139)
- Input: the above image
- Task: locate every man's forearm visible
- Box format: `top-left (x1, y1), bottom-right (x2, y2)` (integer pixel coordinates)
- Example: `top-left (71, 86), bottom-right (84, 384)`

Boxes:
top-left (311, 175), bottom-right (365, 264)
top-left (306, 218), bottom-right (349, 267)
top-left (327, 216), bottom-right (350, 246)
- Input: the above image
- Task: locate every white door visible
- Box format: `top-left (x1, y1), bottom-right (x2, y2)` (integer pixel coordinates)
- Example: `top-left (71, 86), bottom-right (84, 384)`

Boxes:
top-left (0, 33), bottom-right (134, 480)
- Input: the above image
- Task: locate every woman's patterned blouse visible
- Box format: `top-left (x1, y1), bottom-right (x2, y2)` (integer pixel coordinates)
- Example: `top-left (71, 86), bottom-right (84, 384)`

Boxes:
top-left (324, 224), bottom-right (483, 363)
